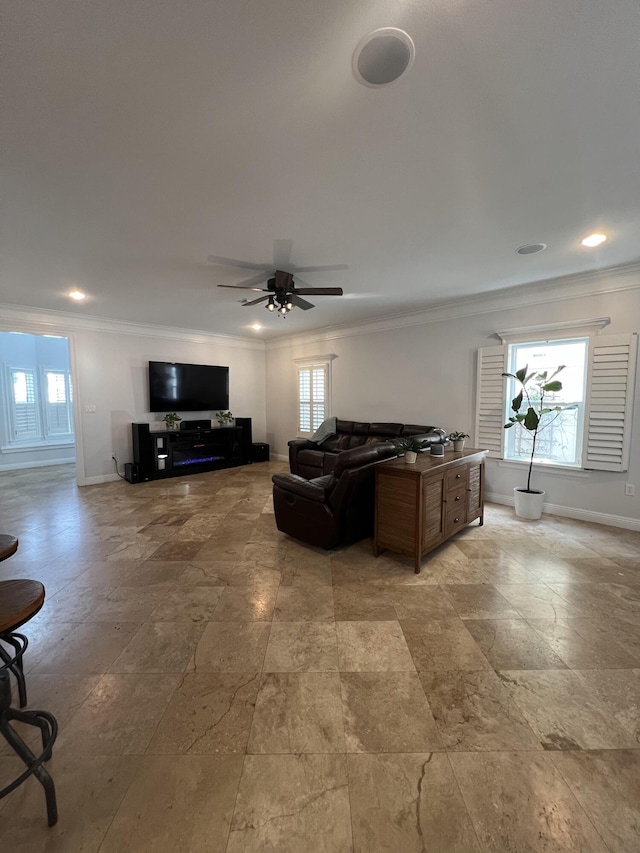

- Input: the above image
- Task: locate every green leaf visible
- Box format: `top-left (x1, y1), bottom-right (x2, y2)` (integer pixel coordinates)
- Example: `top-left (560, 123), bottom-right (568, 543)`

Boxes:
top-left (515, 366), bottom-right (528, 383)
top-left (504, 423), bottom-right (515, 429)
top-left (511, 391), bottom-right (523, 412)
top-left (523, 407), bottom-right (539, 431)
top-left (542, 380), bottom-right (562, 392)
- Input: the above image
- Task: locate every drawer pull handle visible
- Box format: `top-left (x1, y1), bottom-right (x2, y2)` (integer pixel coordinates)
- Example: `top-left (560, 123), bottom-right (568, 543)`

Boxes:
top-left (454, 517), bottom-right (459, 523)
top-left (456, 473), bottom-right (461, 479)
top-left (455, 495), bottom-right (461, 501)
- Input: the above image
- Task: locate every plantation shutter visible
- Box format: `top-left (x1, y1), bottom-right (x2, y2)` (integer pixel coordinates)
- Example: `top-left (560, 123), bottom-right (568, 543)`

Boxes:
top-left (311, 365), bottom-right (327, 432)
top-left (475, 345), bottom-right (507, 458)
top-left (583, 333), bottom-right (638, 471)
top-left (10, 369), bottom-right (39, 441)
top-left (44, 371), bottom-right (72, 435)
top-left (298, 367), bottom-right (312, 433)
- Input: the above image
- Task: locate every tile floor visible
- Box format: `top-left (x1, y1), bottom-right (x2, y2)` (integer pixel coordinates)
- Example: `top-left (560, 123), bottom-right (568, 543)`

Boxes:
top-left (0, 462), bottom-right (639, 852)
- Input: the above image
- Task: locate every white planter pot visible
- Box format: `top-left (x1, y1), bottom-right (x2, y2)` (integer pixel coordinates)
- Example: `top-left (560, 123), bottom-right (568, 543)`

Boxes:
top-left (513, 487), bottom-right (545, 520)
top-left (453, 440), bottom-right (465, 452)
top-left (405, 451), bottom-right (418, 463)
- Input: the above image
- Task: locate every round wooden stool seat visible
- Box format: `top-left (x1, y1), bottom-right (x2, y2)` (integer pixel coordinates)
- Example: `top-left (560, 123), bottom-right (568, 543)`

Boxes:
top-left (0, 580), bottom-right (45, 633)
top-left (0, 535), bottom-right (19, 563)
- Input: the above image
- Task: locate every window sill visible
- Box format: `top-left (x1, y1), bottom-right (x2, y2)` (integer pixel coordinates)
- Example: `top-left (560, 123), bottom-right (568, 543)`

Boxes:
top-left (1, 441), bottom-right (75, 454)
top-left (496, 459), bottom-right (590, 479)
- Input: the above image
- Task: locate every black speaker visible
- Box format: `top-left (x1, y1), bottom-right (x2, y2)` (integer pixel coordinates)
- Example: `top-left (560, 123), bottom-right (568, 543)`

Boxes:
top-left (430, 443), bottom-right (445, 456)
top-left (124, 462), bottom-right (139, 483)
top-left (252, 442), bottom-right (270, 462)
top-left (181, 419), bottom-right (211, 430)
top-left (235, 417), bottom-right (253, 464)
top-left (131, 423), bottom-right (156, 481)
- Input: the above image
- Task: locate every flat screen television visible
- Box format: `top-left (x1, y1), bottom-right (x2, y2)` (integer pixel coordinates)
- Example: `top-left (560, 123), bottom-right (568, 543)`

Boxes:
top-left (148, 361), bottom-right (229, 412)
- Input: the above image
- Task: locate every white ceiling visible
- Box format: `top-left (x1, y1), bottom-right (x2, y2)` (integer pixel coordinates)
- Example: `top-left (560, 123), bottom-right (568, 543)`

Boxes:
top-left (2, 1), bottom-right (639, 340)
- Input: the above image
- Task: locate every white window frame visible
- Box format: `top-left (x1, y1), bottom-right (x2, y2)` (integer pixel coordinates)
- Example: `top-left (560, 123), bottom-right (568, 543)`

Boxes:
top-left (294, 354), bottom-right (337, 438)
top-left (4, 364), bottom-right (75, 448)
top-left (475, 328), bottom-right (638, 473)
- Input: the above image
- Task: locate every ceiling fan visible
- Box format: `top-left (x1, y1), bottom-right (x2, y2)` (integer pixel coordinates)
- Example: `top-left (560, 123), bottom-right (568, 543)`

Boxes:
top-left (208, 248), bottom-right (346, 316)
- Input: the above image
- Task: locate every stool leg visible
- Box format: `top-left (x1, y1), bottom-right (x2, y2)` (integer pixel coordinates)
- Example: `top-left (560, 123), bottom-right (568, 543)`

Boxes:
top-left (0, 715), bottom-right (58, 827)
top-left (0, 636), bottom-right (28, 708)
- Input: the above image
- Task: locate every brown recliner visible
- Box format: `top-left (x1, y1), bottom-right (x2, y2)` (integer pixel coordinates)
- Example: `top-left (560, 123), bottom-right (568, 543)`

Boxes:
top-left (272, 442), bottom-right (397, 549)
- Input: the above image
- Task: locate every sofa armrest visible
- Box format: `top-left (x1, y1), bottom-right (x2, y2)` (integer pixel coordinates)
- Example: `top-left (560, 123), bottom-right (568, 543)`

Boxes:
top-left (272, 473), bottom-right (334, 503)
top-left (288, 438), bottom-right (316, 450)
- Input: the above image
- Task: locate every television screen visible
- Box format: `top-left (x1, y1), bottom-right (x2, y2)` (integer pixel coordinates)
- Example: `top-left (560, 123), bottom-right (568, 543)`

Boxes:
top-left (149, 361), bottom-right (229, 412)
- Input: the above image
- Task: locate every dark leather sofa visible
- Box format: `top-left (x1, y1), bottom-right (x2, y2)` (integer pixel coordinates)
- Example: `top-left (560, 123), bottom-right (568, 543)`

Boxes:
top-left (288, 419), bottom-right (446, 479)
top-left (272, 443), bottom-right (397, 550)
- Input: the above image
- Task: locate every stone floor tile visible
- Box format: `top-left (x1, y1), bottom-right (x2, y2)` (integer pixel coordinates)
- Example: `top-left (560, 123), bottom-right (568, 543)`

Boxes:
top-left (391, 585), bottom-right (459, 619)
top-left (263, 622), bottom-right (338, 672)
top-left (400, 618), bottom-right (491, 671)
top-left (336, 620), bottom-right (415, 671)
top-left (419, 669), bottom-right (541, 751)
top-left (499, 669), bottom-right (639, 750)
top-left (56, 673), bottom-right (180, 755)
top-left (30, 621), bottom-right (141, 674)
top-left (0, 754), bottom-right (141, 851)
top-left (192, 621), bottom-right (271, 671)
top-left (333, 583), bottom-right (397, 621)
top-left (341, 671), bottom-right (442, 753)
top-left (465, 618), bottom-right (568, 670)
top-left (212, 584), bottom-right (278, 621)
top-left (99, 754), bottom-right (243, 853)
top-left (442, 583), bottom-right (521, 619)
top-left (551, 750), bottom-right (640, 853)
top-left (527, 617), bottom-right (640, 668)
top-left (147, 671), bottom-right (261, 754)
top-left (273, 584), bottom-right (334, 621)
top-left (226, 754), bottom-right (352, 853)
top-left (248, 672), bottom-right (345, 753)
top-left (450, 751), bottom-right (607, 852)
top-left (574, 669), bottom-right (640, 741)
top-left (147, 585), bottom-right (224, 622)
top-left (109, 621), bottom-right (205, 673)
top-left (348, 753), bottom-right (481, 852)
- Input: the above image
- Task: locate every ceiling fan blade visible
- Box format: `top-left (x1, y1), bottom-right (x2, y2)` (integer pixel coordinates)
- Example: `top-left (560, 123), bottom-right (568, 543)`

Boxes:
top-left (217, 283), bottom-right (267, 292)
top-left (293, 263), bottom-right (348, 273)
top-left (233, 272), bottom-right (269, 288)
top-left (292, 287), bottom-right (344, 296)
top-left (241, 294), bottom-right (270, 307)
top-left (289, 294), bottom-right (315, 311)
top-left (208, 254), bottom-right (270, 272)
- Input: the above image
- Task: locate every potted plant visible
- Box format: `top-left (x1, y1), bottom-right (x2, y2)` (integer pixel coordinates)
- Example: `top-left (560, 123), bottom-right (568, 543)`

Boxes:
top-left (216, 410), bottom-right (234, 427)
top-left (448, 431), bottom-right (470, 452)
top-left (162, 412), bottom-right (181, 430)
top-left (391, 436), bottom-right (429, 464)
top-left (502, 364), bottom-right (573, 520)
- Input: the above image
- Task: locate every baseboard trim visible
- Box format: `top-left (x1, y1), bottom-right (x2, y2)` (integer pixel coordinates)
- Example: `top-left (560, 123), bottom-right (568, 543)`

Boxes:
top-left (271, 453), bottom-right (288, 462)
top-left (486, 491), bottom-right (640, 532)
top-left (79, 473), bottom-right (121, 486)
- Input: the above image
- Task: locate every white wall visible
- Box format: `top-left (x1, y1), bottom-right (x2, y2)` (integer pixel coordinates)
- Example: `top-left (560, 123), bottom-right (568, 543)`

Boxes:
top-left (265, 267), bottom-right (640, 528)
top-left (0, 308), bottom-right (266, 484)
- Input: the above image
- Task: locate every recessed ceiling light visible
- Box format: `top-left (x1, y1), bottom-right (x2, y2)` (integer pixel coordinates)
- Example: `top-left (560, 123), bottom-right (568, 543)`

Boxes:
top-left (353, 28), bottom-right (415, 87)
top-left (581, 233), bottom-right (607, 248)
top-left (251, 323), bottom-right (262, 331)
top-left (516, 243), bottom-right (547, 255)
top-left (68, 289), bottom-right (86, 300)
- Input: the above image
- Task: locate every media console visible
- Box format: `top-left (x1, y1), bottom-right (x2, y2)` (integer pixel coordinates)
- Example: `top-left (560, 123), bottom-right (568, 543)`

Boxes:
top-left (131, 418), bottom-right (252, 482)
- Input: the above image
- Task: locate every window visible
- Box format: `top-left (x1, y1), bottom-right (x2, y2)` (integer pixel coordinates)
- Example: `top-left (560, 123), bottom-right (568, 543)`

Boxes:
top-left (6, 366), bottom-right (74, 446)
top-left (476, 332), bottom-right (637, 472)
top-left (295, 355), bottom-right (336, 437)
top-left (504, 338), bottom-right (587, 468)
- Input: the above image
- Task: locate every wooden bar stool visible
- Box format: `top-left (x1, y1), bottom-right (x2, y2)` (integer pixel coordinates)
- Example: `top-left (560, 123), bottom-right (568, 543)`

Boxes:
top-left (0, 534), bottom-right (19, 563)
top-left (0, 579), bottom-right (45, 708)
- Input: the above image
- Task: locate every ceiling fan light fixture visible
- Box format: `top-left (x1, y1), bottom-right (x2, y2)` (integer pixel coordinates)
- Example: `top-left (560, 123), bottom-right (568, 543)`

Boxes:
top-left (266, 298), bottom-right (276, 312)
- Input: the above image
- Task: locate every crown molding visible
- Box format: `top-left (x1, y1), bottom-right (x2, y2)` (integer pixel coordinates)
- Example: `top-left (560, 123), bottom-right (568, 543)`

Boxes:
top-left (494, 317), bottom-right (611, 343)
top-left (265, 262), bottom-right (640, 351)
top-left (0, 303), bottom-right (265, 350)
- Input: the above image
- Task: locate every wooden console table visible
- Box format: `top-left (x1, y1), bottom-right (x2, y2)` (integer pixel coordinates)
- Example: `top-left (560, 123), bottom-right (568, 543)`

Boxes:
top-left (373, 448), bottom-right (488, 573)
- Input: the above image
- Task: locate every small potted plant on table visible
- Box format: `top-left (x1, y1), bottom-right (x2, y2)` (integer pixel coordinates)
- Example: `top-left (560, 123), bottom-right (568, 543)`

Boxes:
top-left (216, 411), bottom-right (234, 427)
top-left (448, 431), bottom-right (470, 452)
top-left (162, 412), bottom-right (181, 430)
top-left (392, 436), bottom-right (429, 464)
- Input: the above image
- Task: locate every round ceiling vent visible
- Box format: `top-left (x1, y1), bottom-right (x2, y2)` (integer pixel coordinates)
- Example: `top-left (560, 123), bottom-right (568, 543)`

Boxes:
top-left (516, 243), bottom-right (547, 255)
top-left (353, 28), bottom-right (415, 88)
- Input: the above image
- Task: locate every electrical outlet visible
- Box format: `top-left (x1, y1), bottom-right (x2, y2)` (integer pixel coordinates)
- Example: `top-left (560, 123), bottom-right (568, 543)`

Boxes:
top-left (625, 483), bottom-right (635, 496)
